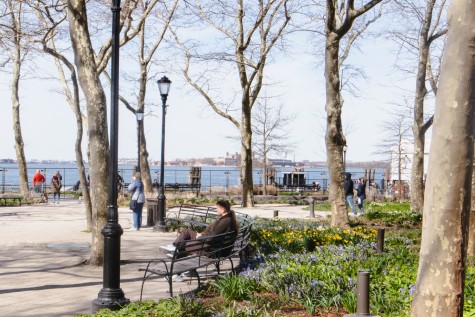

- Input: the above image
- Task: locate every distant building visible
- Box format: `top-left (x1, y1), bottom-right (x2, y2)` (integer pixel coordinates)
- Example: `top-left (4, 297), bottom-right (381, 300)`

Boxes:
top-left (213, 157), bottom-right (225, 165)
top-left (389, 138), bottom-right (429, 183)
top-left (224, 152), bottom-right (240, 166)
top-left (268, 159), bottom-right (296, 167)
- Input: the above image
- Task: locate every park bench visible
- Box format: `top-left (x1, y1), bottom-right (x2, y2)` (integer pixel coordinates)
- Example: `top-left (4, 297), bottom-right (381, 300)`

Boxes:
top-left (164, 204), bottom-right (219, 231)
top-left (0, 195), bottom-right (23, 206)
top-left (138, 208), bottom-right (253, 298)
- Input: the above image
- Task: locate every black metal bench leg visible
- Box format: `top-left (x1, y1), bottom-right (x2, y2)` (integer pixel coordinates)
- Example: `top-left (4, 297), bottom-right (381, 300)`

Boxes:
top-left (140, 272), bottom-right (151, 301)
top-left (193, 269), bottom-right (201, 288)
top-left (167, 276), bottom-right (174, 297)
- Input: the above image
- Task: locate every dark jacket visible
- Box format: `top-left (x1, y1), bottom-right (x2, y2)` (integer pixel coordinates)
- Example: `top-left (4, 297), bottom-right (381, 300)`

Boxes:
top-left (202, 213), bottom-right (233, 237)
top-left (357, 182), bottom-right (366, 199)
top-left (344, 173), bottom-right (354, 196)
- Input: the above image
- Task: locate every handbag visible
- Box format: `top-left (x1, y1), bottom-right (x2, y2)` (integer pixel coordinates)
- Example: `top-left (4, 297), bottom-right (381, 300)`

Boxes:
top-left (129, 199), bottom-right (137, 210)
top-left (356, 197), bottom-right (361, 205)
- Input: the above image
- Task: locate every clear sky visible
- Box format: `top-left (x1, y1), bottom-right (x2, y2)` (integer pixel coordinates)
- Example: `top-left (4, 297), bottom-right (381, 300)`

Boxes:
top-left (0, 27), bottom-right (422, 164)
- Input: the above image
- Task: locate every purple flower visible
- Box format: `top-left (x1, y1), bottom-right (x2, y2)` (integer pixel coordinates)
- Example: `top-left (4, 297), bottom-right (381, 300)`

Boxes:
top-left (348, 277), bottom-right (355, 286)
top-left (409, 284), bottom-right (416, 296)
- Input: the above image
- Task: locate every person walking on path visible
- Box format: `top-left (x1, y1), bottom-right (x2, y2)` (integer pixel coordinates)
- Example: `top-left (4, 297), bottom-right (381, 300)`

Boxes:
top-left (356, 177), bottom-right (367, 214)
top-left (50, 172), bottom-right (62, 204)
top-left (344, 172), bottom-right (357, 215)
top-left (32, 170), bottom-right (46, 193)
top-left (128, 172), bottom-right (145, 230)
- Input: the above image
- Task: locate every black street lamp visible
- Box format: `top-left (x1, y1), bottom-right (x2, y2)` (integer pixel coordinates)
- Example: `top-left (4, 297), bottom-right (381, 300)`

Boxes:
top-left (154, 76), bottom-right (171, 232)
top-left (224, 171), bottom-right (231, 196)
top-left (136, 109), bottom-right (144, 172)
top-left (0, 168), bottom-right (6, 194)
top-left (343, 145), bottom-right (348, 173)
top-left (92, 0), bottom-right (129, 312)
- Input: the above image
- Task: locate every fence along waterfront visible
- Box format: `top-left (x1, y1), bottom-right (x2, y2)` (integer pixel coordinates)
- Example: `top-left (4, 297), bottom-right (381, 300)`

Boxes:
top-left (0, 163), bottom-right (386, 194)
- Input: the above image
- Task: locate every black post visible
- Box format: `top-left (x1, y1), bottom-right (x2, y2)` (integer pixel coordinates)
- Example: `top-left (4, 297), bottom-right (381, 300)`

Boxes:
top-left (154, 76), bottom-right (171, 232)
top-left (343, 147), bottom-right (347, 172)
top-left (92, 0), bottom-right (129, 312)
top-left (344, 270), bottom-right (377, 317)
top-left (309, 197), bottom-right (315, 218)
top-left (225, 171), bottom-right (230, 196)
top-left (377, 228), bottom-right (385, 253)
top-left (1, 169), bottom-right (5, 194)
top-left (356, 270), bottom-right (370, 315)
top-left (155, 99), bottom-right (167, 231)
top-left (137, 122), bottom-right (141, 172)
top-left (136, 109), bottom-right (144, 173)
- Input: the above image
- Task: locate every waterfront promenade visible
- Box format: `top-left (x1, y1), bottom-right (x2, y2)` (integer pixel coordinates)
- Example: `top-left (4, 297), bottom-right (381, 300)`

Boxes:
top-left (0, 199), bottom-right (330, 317)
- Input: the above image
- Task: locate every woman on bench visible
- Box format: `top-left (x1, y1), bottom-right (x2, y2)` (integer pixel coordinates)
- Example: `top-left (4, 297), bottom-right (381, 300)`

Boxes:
top-left (173, 200), bottom-right (239, 248)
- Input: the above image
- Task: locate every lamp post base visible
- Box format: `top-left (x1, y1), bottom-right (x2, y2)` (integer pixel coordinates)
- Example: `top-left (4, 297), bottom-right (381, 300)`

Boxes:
top-left (154, 193), bottom-right (167, 232)
top-left (92, 288), bottom-right (129, 313)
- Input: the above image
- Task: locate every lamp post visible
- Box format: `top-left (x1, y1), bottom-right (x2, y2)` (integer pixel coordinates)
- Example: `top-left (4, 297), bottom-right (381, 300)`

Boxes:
top-left (92, 0), bottom-right (129, 312)
top-left (224, 171), bottom-right (230, 196)
top-left (135, 109), bottom-right (144, 172)
top-left (343, 145), bottom-right (348, 173)
top-left (0, 168), bottom-right (6, 194)
top-left (154, 76), bottom-right (171, 232)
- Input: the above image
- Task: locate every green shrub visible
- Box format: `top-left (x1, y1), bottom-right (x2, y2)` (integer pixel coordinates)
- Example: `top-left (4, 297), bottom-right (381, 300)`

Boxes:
top-left (364, 202), bottom-right (421, 226)
top-left (250, 218), bottom-right (376, 254)
top-left (211, 274), bottom-right (259, 301)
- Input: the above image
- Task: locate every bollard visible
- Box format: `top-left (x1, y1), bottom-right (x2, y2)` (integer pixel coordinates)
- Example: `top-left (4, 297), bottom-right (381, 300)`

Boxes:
top-left (377, 228), bottom-right (385, 253)
top-left (273, 210), bottom-right (279, 218)
top-left (308, 197), bottom-right (315, 218)
top-left (343, 270), bottom-right (379, 317)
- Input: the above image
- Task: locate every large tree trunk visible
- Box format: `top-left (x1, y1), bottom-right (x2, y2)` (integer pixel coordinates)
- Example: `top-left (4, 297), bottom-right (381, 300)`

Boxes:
top-left (325, 34), bottom-right (348, 227)
top-left (469, 160), bottom-right (475, 257)
top-left (410, 0), bottom-right (475, 314)
top-left (67, 0), bottom-right (109, 265)
top-left (241, 107), bottom-right (254, 207)
top-left (11, 40), bottom-right (29, 197)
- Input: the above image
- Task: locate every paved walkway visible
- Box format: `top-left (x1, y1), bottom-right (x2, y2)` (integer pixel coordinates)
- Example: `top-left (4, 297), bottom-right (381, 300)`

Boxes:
top-left (0, 199), bottom-right (331, 317)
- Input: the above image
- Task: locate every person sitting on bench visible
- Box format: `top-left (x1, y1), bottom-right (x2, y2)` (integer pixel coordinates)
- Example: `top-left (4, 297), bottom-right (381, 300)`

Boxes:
top-left (173, 200), bottom-right (239, 251)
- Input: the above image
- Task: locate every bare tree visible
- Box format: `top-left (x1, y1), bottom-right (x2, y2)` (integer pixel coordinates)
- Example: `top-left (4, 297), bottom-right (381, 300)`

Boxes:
top-left (390, 0), bottom-right (448, 212)
top-left (175, 0), bottom-right (291, 207)
top-left (376, 105), bottom-right (412, 201)
top-left (108, 0), bottom-right (179, 197)
top-left (67, 0), bottom-right (161, 265)
top-left (252, 97), bottom-right (294, 195)
top-left (34, 0), bottom-right (93, 230)
top-left (410, 0), bottom-right (474, 313)
top-left (0, 0), bottom-right (38, 197)
top-left (314, 0), bottom-right (385, 227)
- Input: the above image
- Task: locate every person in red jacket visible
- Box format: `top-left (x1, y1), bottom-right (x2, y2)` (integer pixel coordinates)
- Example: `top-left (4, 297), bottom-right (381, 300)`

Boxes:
top-left (33, 170), bottom-right (46, 193)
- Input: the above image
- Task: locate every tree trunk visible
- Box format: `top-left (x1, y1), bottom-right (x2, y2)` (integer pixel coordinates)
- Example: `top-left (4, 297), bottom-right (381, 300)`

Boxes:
top-left (410, 0), bottom-right (475, 314)
top-left (137, 62), bottom-right (152, 196)
top-left (325, 34), bottom-right (348, 227)
top-left (410, 0), bottom-right (434, 213)
top-left (67, 0), bottom-right (109, 265)
top-left (241, 106), bottom-right (254, 207)
top-left (410, 130), bottom-right (425, 209)
top-left (469, 159), bottom-right (475, 256)
top-left (139, 125), bottom-right (153, 195)
top-left (50, 46), bottom-right (93, 231)
top-left (71, 96), bottom-right (92, 231)
top-left (11, 39), bottom-right (29, 197)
